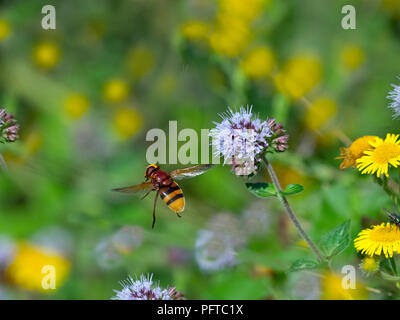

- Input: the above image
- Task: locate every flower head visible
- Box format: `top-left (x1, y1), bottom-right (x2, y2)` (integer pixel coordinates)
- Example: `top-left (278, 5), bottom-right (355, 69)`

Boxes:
top-left (195, 229), bottom-right (237, 272)
top-left (209, 106), bottom-right (287, 176)
top-left (359, 256), bottom-right (379, 276)
top-left (337, 136), bottom-right (377, 169)
top-left (32, 41), bottom-right (61, 70)
top-left (0, 108), bottom-right (19, 143)
top-left (240, 46), bottom-right (276, 79)
top-left (356, 134), bottom-right (400, 178)
top-left (387, 80), bottom-right (400, 119)
top-left (5, 242), bottom-right (70, 292)
top-left (354, 222), bottom-right (400, 258)
top-left (112, 274), bottom-right (182, 300)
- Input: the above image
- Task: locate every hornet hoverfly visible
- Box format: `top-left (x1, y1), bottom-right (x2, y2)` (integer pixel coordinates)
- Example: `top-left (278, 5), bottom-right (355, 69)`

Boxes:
top-left (112, 164), bottom-right (215, 228)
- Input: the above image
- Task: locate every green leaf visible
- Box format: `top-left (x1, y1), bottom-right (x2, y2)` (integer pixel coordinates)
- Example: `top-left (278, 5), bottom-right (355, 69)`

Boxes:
top-left (289, 258), bottom-right (320, 272)
top-left (319, 220), bottom-right (351, 259)
top-left (380, 271), bottom-right (400, 282)
top-left (281, 184), bottom-right (304, 196)
top-left (245, 183), bottom-right (277, 198)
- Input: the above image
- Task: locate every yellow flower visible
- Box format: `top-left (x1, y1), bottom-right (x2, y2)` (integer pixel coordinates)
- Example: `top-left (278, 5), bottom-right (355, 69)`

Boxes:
top-left (354, 222), bottom-right (400, 258)
top-left (181, 21), bottom-right (210, 41)
top-left (5, 242), bottom-right (70, 292)
top-left (321, 272), bottom-right (368, 300)
top-left (64, 93), bottom-right (90, 119)
top-left (0, 19), bottom-right (10, 41)
top-left (356, 133), bottom-right (400, 178)
top-left (337, 136), bottom-right (377, 169)
top-left (340, 45), bottom-right (365, 71)
top-left (32, 41), bottom-right (61, 70)
top-left (359, 256), bottom-right (379, 274)
top-left (304, 97), bottom-right (337, 130)
top-left (126, 45), bottom-right (155, 79)
top-left (274, 55), bottom-right (322, 100)
top-left (217, 0), bottom-right (268, 21)
top-left (103, 79), bottom-right (130, 103)
top-left (240, 46), bottom-right (276, 79)
top-left (24, 130), bottom-right (43, 156)
top-left (113, 106), bottom-right (143, 140)
top-left (209, 15), bottom-right (250, 57)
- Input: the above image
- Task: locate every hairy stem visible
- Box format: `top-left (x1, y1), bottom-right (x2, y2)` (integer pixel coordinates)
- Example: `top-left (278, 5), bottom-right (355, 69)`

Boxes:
top-left (262, 155), bottom-right (324, 262)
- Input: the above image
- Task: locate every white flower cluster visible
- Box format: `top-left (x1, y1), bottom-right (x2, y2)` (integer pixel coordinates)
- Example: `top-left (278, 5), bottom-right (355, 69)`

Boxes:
top-left (209, 106), bottom-right (273, 176)
top-left (112, 274), bottom-right (174, 300)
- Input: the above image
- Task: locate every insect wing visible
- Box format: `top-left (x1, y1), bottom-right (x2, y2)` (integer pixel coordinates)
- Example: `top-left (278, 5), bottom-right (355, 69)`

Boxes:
top-left (170, 164), bottom-right (215, 180)
top-left (112, 182), bottom-right (153, 196)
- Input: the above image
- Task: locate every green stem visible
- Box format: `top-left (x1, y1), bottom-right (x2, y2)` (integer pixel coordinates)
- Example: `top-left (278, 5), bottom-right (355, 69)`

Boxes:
top-left (262, 155), bottom-right (324, 262)
top-left (389, 257), bottom-right (398, 277)
top-left (373, 176), bottom-right (400, 208)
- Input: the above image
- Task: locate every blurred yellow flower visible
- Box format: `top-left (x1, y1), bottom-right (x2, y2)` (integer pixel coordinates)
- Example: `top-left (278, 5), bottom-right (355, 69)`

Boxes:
top-left (321, 272), bottom-right (368, 300)
top-left (103, 79), bottom-right (130, 103)
top-left (240, 46), bottom-right (276, 79)
top-left (181, 20), bottom-right (210, 41)
top-left (337, 136), bottom-right (377, 169)
top-left (64, 93), bottom-right (90, 119)
top-left (274, 55), bottom-right (322, 100)
top-left (24, 130), bottom-right (43, 156)
top-left (0, 19), bottom-right (10, 41)
top-left (360, 256), bottom-right (379, 274)
top-left (340, 45), bottom-right (365, 71)
top-left (355, 223), bottom-right (400, 258)
top-left (217, 0), bottom-right (268, 21)
top-left (32, 41), bottom-right (61, 70)
top-left (209, 15), bottom-right (250, 57)
top-left (126, 45), bottom-right (155, 79)
top-left (268, 162), bottom-right (307, 189)
top-left (356, 133), bottom-right (400, 178)
top-left (6, 242), bottom-right (70, 293)
top-left (113, 106), bottom-right (143, 140)
top-left (304, 97), bottom-right (337, 131)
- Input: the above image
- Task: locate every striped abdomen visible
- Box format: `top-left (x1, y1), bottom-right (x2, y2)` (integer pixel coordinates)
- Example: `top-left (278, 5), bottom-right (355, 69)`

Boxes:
top-left (160, 181), bottom-right (185, 213)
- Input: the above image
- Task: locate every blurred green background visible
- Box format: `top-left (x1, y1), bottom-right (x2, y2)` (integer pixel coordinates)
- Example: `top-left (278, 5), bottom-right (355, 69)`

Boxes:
top-left (0, 0), bottom-right (399, 299)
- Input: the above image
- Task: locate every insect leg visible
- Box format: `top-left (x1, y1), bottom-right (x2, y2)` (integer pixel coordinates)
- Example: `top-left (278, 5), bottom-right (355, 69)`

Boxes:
top-left (152, 190), bottom-right (160, 229)
top-left (176, 212), bottom-right (182, 218)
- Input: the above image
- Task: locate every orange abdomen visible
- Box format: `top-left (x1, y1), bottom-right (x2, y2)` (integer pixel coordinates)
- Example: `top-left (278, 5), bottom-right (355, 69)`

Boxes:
top-left (160, 182), bottom-right (185, 213)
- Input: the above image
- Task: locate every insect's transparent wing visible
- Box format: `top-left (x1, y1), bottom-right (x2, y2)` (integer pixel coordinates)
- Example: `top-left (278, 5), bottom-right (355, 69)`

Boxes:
top-left (112, 182), bottom-right (153, 196)
top-left (170, 164), bottom-right (215, 180)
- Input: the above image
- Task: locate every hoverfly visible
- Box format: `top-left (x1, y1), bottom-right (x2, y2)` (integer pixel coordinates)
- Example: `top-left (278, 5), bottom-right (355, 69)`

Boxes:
top-left (112, 164), bottom-right (215, 228)
top-left (384, 209), bottom-right (400, 227)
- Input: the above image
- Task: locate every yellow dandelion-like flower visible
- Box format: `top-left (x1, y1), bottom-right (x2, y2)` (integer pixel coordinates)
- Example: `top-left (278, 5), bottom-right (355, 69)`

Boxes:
top-left (321, 272), bottom-right (368, 300)
top-left (354, 223), bottom-right (400, 258)
top-left (64, 93), bottom-right (90, 120)
top-left (209, 15), bottom-right (250, 57)
top-left (0, 19), bottom-right (11, 41)
top-left (5, 242), bottom-right (70, 292)
top-left (181, 21), bottom-right (210, 41)
top-left (274, 55), bottom-right (322, 100)
top-left (304, 97), bottom-right (337, 131)
top-left (32, 41), bottom-right (61, 70)
top-left (359, 256), bottom-right (379, 275)
top-left (113, 106), bottom-right (143, 140)
top-left (336, 135), bottom-right (378, 169)
top-left (103, 79), bottom-right (130, 104)
top-left (217, 0), bottom-right (269, 22)
top-left (240, 46), bottom-right (276, 79)
top-left (356, 133), bottom-right (400, 178)
top-left (126, 45), bottom-right (155, 80)
top-left (340, 45), bottom-right (365, 71)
